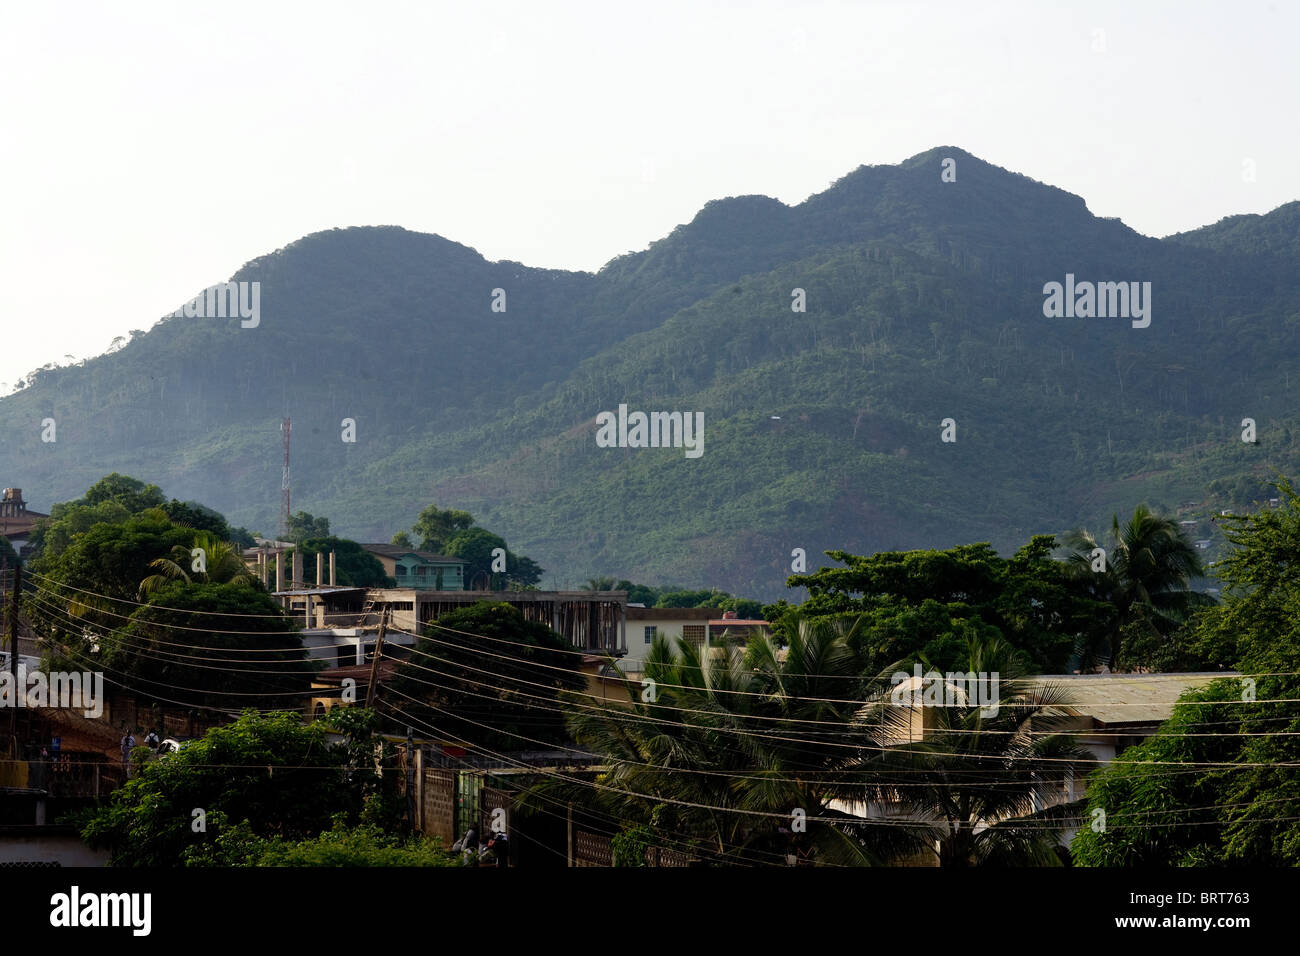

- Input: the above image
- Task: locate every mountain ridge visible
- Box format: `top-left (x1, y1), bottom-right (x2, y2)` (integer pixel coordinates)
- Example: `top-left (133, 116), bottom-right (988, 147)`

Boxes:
top-left (4, 147), bottom-right (1299, 598)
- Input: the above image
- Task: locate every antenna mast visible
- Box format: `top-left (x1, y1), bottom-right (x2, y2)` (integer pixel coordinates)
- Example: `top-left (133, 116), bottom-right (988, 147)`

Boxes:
top-left (280, 417), bottom-right (291, 540)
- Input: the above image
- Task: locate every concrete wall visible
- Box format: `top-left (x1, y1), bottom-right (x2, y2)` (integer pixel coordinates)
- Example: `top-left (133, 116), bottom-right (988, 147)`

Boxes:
top-left (0, 828), bottom-right (109, 866)
top-left (619, 609), bottom-right (717, 672)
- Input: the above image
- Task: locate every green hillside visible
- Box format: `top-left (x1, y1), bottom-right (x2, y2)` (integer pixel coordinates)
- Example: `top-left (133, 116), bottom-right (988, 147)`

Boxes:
top-left (4, 147), bottom-right (1299, 598)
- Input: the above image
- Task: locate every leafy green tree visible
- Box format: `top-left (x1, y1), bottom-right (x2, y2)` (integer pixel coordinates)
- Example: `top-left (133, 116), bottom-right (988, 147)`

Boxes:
top-left (26, 474), bottom-right (168, 559)
top-left (29, 510), bottom-right (194, 641)
top-left (137, 530), bottom-right (257, 598)
top-left (1070, 679), bottom-right (1244, 866)
top-left (390, 531), bottom-right (414, 548)
top-left (411, 504), bottom-right (474, 553)
top-left (160, 499), bottom-right (231, 539)
top-left (388, 601), bottom-right (584, 750)
top-left (285, 511), bottom-right (330, 544)
top-left (1063, 504), bottom-right (1212, 669)
top-left (404, 506), bottom-right (541, 587)
top-left (786, 537), bottom-right (1106, 674)
top-left (656, 588), bottom-right (724, 608)
top-left (296, 536), bottom-right (394, 587)
top-left (1075, 481), bottom-right (1300, 865)
top-left (585, 578), bottom-right (663, 605)
top-left (441, 528), bottom-right (543, 589)
top-left (81, 709), bottom-right (399, 866)
top-left (445, 527), bottom-right (508, 588)
top-left (504, 553), bottom-right (544, 589)
top-left (717, 595), bottom-right (763, 618)
top-left (82, 473), bottom-right (166, 512)
top-left (104, 581), bottom-right (309, 710)
top-left (191, 817), bottom-right (456, 867)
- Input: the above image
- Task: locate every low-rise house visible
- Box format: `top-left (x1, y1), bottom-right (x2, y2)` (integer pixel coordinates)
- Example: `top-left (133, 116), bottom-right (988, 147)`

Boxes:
top-left (619, 607), bottom-right (718, 673)
top-left (0, 488), bottom-right (48, 557)
top-left (707, 612), bottom-right (772, 645)
top-left (831, 671), bottom-right (1235, 859)
top-left (309, 661), bottom-right (398, 719)
top-left (360, 545), bottom-right (466, 591)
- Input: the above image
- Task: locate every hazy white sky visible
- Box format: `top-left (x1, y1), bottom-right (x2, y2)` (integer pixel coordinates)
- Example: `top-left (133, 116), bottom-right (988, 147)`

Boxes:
top-left (0, 0), bottom-right (1293, 389)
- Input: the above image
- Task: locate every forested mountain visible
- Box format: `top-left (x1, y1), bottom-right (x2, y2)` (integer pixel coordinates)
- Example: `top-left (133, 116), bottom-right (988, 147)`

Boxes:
top-left (4, 146), bottom-right (1298, 598)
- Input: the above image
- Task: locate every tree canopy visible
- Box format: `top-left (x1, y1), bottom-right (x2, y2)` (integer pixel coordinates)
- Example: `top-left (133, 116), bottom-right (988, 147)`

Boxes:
top-left (387, 601), bottom-right (584, 749)
top-left (777, 536), bottom-right (1113, 674)
top-left (1073, 481), bottom-right (1300, 866)
top-left (102, 580), bottom-right (308, 710)
top-left (80, 709), bottom-right (402, 866)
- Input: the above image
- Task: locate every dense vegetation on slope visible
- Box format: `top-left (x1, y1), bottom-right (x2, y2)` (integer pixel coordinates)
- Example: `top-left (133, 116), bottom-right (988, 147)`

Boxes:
top-left (4, 147), bottom-right (1299, 598)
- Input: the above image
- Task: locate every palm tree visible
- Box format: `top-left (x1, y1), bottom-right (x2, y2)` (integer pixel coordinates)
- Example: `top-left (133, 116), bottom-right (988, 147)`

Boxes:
top-left (519, 613), bottom-right (922, 865)
top-left (856, 636), bottom-right (1087, 866)
top-left (138, 531), bottom-right (256, 598)
top-left (1063, 503), bottom-right (1210, 669)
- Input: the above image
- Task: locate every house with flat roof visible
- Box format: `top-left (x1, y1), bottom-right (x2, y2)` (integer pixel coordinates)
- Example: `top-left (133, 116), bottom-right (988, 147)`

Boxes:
top-left (310, 586), bottom-right (628, 656)
top-left (620, 607), bottom-right (719, 671)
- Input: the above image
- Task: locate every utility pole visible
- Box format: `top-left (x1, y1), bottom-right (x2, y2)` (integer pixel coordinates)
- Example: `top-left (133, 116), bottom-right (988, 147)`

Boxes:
top-left (6, 562), bottom-right (20, 747)
top-left (1, 558), bottom-right (7, 755)
top-left (405, 725), bottom-right (416, 827)
top-left (364, 608), bottom-right (388, 709)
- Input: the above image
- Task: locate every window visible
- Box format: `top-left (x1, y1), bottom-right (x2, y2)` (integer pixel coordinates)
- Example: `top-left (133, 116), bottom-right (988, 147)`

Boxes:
top-left (414, 565), bottom-right (427, 577)
top-left (644, 625), bottom-right (657, 644)
top-left (395, 564), bottom-right (407, 577)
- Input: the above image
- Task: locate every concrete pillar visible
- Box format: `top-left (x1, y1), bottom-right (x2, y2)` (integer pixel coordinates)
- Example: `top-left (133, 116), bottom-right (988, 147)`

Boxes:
top-left (276, 551), bottom-right (284, 593)
top-left (292, 550), bottom-right (303, 589)
top-left (316, 552), bottom-right (323, 587)
top-left (329, 551), bottom-right (336, 587)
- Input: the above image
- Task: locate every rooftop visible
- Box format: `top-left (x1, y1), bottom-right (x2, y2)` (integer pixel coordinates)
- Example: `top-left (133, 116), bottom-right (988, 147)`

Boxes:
top-left (1030, 672), bottom-right (1237, 725)
top-left (361, 544), bottom-right (466, 563)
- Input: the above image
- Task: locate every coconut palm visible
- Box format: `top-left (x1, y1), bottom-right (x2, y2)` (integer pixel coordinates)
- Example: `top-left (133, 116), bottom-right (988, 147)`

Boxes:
top-left (856, 635), bottom-right (1087, 866)
top-left (1063, 503), bottom-right (1211, 669)
top-left (518, 613), bottom-right (923, 865)
top-left (138, 531), bottom-right (256, 598)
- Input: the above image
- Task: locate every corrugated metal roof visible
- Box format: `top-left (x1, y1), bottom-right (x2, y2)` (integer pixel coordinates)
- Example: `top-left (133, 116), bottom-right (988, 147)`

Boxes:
top-left (1030, 672), bottom-right (1238, 725)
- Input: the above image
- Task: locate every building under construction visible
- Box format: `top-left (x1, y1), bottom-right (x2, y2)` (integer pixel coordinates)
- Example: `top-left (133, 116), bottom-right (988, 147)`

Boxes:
top-left (246, 542), bottom-right (627, 661)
